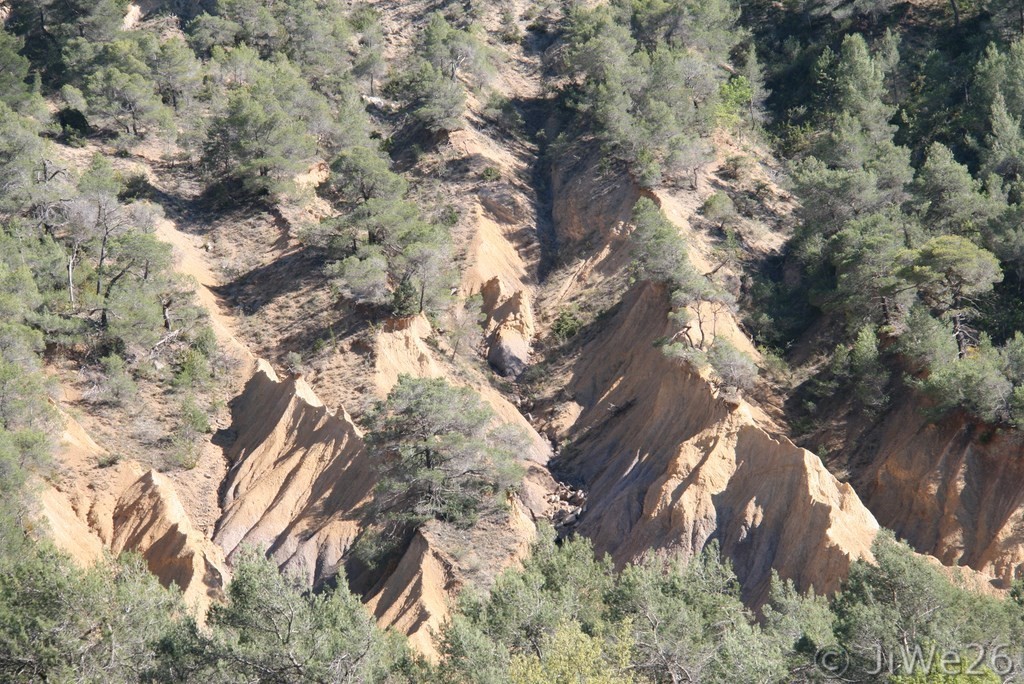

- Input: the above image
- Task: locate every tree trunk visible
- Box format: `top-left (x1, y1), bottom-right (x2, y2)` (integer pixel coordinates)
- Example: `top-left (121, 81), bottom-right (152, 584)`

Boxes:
top-left (949, 0), bottom-right (960, 26)
top-left (96, 231), bottom-right (108, 297)
top-left (67, 244), bottom-right (78, 308)
top-left (104, 267), bottom-right (130, 302)
top-left (953, 312), bottom-right (968, 359)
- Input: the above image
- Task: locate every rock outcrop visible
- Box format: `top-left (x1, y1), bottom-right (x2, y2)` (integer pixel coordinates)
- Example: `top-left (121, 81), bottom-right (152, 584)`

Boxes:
top-left (840, 399), bottom-right (1024, 588)
top-left (111, 471), bottom-right (227, 609)
top-left (37, 416), bottom-right (227, 612)
top-left (459, 200), bottom-right (538, 379)
top-left (552, 283), bottom-right (879, 603)
top-left (213, 359), bottom-right (551, 655)
top-left (214, 360), bottom-right (373, 583)
top-left (481, 278), bottom-right (535, 377)
top-left (551, 148), bottom-right (640, 249)
top-left (365, 529), bottom-right (456, 659)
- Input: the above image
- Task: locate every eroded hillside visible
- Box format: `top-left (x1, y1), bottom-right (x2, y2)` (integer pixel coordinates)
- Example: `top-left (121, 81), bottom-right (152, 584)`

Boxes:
top-left (30, 0), bottom-right (882, 635)
top-left (10, 0), bottom-right (1024, 676)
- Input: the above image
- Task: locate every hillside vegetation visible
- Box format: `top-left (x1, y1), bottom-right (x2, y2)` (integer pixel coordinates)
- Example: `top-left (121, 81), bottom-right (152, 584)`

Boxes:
top-left (5, 0), bottom-right (1024, 681)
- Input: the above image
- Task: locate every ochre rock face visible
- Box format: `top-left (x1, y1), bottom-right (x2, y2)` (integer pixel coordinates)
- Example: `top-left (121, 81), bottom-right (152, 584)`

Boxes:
top-left (555, 283), bottom-right (879, 604)
top-left (111, 470), bottom-right (227, 609)
top-left (844, 398), bottom-right (1024, 588)
top-left (213, 360), bottom-right (373, 584)
top-left (213, 360), bottom-right (548, 656)
top-left (482, 278), bottom-right (535, 377)
top-left (365, 530), bottom-right (454, 661)
top-left (37, 417), bottom-right (227, 613)
top-left (551, 149), bottom-right (640, 248)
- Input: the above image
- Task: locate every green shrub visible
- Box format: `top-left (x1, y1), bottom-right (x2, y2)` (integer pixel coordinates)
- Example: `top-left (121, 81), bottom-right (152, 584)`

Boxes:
top-left (498, 10), bottom-right (523, 44)
top-left (99, 354), bottom-right (137, 405)
top-left (757, 345), bottom-right (790, 383)
top-left (168, 396), bottom-right (210, 470)
top-left (285, 351), bottom-right (306, 375)
top-left (848, 325), bottom-right (890, 413)
top-left (173, 349), bottom-right (212, 390)
top-left (439, 204), bottom-right (460, 226)
top-left (707, 339), bottom-right (757, 390)
top-left (96, 452), bottom-right (122, 468)
top-left (701, 192), bottom-right (737, 228)
top-left (915, 336), bottom-right (1012, 424)
top-left (552, 308), bottom-right (582, 341)
top-left (391, 278), bottom-right (419, 317)
top-left (191, 325), bottom-right (218, 358)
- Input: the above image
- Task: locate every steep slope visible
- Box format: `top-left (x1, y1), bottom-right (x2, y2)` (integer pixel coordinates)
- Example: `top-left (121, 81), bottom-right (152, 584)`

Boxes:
top-left (833, 398), bottom-right (1024, 588)
top-left (373, 313), bottom-right (552, 463)
top-left (153, 215), bottom-right (254, 365)
top-left (37, 416), bottom-right (228, 611)
top-left (520, 121), bottom-right (887, 603)
top-left (31, 0), bottom-right (918, 656)
top-left (214, 360), bottom-right (372, 581)
top-left (547, 283), bottom-right (879, 604)
top-left (110, 470), bottom-right (228, 608)
top-left (447, 137), bottom-right (540, 380)
top-left (212, 358), bottom-right (552, 657)
top-left (364, 529), bottom-right (455, 657)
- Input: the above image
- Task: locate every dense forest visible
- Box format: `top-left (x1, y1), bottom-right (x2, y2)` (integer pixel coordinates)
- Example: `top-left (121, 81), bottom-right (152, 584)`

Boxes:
top-left (5, 0), bottom-right (1024, 680)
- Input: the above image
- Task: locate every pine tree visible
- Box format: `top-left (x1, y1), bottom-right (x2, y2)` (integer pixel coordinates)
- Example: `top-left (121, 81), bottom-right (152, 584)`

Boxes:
top-left (902, 235), bottom-right (1003, 356)
top-left (203, 59), bottom-right (335, 194)
top-left (328, 147), bottom-right (408, 205)
top-left (630, 197), bottom-right (690, 286)
top-left (0, 29), bottom-right (35, 112)
top-left (358, 376), bottom-right (525, 562)
top-left (915, 142), bottom-right (998, 237)
top-left (984, 92), bottom-right (1024, 189)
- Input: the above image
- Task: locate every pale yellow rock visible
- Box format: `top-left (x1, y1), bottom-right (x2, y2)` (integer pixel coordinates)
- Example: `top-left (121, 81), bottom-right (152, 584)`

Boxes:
top-left (558, 283), bottom-right (880, 603)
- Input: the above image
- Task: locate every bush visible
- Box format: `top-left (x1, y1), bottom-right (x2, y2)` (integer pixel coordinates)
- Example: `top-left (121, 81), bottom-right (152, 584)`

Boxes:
top-left (848, 325), bottom-right (889, 413)
top-left (631, 197), bottom-right (690, 286)
top-left (284, 351), bottom-right (306, 375)
top-left (391, 278), bottom-right (419, 317)
top-left (701, 192), bottom-right (737, 228)
top-left (894, 304), bottom-right (958, 372)
top-left (96, 452), bottom-right (122, 468)
top-left (168, 395), bottom-right (210, 469)
top-left (665, 341), bottom-right (709, 371)
top-left (99, 354), bottom-right (137, 405)
top-left (757, 345), bottom-right (790, 383)
top-left (499, 10), bottom-right (523, 44)
top-left (330, 250), bottom-right (390, 307)
top-left (916, 337), bottom-right (1012, 423)
top-left (707, 339), bottom-right (757, 390)
top-left (358, 376), bottom-right (525, 566)
top-left (173, 348), bottom-right (212, 390)
top-left (720, 154), bottom-right (755, 181)
top-left (552, 308), bottom-right (583, 341)
top-left (483, 93), bottom-right (524, 133)
top-left (439, 204), bottom-right (460, 226)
